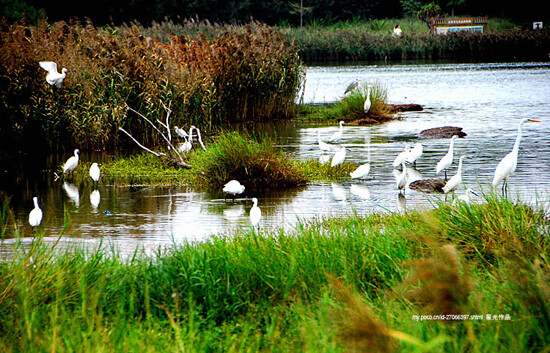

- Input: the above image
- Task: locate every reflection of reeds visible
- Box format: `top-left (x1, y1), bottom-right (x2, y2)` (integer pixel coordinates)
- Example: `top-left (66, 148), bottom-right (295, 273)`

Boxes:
top-left (0, 20), bottom-right (303, 150)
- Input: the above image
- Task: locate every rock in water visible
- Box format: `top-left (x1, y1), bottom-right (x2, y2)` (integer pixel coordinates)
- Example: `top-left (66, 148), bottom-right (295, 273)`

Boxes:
top-left (409, 178), bottom-right (446, 193)
top-left (419, 126), bottom-right (467, 139)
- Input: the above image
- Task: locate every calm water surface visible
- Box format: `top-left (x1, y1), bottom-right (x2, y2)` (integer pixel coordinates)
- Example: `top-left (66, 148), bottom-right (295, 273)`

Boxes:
top-left (2, 61), bottom-right (549, 258)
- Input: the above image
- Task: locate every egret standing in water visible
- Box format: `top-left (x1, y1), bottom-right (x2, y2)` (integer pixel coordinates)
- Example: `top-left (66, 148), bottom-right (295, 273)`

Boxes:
top-left (89, 162), bottom-right (100, 183)
top-left (317, 130), bottom-right (334, 152)
top-left (492, 118), bottom-right (541, 195)
top-left (28, 197), bottom-right (43, 228)
top-left (443, 155), bottom-right (468, 194)
top-left (328, 121), bottom-right (345, 143)
top-left (393, 144), bottom-right (411, 168)
top-left (250, 198), bottom-right (262, 228)
top-left (436, 135), bottom-right (458, 180)
top-left (63, 149), bottom-right (80, 175)
top-left (407, 142), bottom-right (423, 166)
top-left (394, 162), bottom-right (408, 194)
top-left (39, 61), bottom-right (68, 88)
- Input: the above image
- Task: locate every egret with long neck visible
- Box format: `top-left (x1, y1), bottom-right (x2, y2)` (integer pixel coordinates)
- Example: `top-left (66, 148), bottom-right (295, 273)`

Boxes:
top-left (492, 118), bottom-right (540, 195)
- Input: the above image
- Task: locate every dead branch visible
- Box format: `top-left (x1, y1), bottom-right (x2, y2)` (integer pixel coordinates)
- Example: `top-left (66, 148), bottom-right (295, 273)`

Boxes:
top-left (121, 103), bottom-right (192, 169)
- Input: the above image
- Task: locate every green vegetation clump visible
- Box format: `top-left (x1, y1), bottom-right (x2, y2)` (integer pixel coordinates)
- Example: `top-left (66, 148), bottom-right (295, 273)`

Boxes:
top-left (188, 132), bottom-right (307, 192)
top-left (0, 20), bottom-right (303, 150)
top-left (0, 195), bottom-right (548, 351)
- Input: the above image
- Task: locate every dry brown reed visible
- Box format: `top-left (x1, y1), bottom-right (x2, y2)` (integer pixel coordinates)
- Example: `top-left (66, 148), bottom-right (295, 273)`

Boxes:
top-left (0, 19), bottom-right (303, 150)
top-left (402, 244), bottom-right (473, 316)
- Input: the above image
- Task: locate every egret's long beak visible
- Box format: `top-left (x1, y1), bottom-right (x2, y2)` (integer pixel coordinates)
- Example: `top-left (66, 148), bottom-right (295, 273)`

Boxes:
top-left (528, 119), bottom-right (541, 122)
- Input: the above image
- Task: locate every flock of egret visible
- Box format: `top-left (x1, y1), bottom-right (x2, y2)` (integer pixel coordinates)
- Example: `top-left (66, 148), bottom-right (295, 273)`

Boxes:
top-left (315, 117), bottom-right (540, 202)
top-left (29, 63), bottom-right (541, 230)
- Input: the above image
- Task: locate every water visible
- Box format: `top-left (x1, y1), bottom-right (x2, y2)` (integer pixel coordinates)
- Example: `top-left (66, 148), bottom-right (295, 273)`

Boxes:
top-left (2, 61), bottom-right (550, 259)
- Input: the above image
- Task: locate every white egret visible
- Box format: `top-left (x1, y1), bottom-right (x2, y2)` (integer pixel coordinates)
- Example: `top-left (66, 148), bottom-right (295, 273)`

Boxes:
top-left (89, 162), bottom-right (100, 183)
top-left (456, 188), bottom-right (478, 205)
top-left (344, 78), bottom-right (361, 94)
top-left (406, 142), bottom-right (423, 166)
top-left (350, 163), bottom-right (371, 179)
top-left (363, 85), bottom-right (372, 113)
top-left (63, 149), bottom-right (80, 174)
top-left (174, 126), bottom-right (189, 139)
top-left (443, 155), bottom-right (467, 194)
top-left (328, 121), bottom-right (345, 143)
top-left (223, 180), bottom-right (245, 197)
top-left (492, 118), bottom-right (541, 193)
top-left (436, 135), bottom-right (458, 180)
top-left (90, 190), bottom-right (100, 209)
top-left (39, 61), bottom-right (68, 88)
top-left (28, 197), bottom-right (43, 228)
top-left (331, 147), bottom-right (346, 167)
top-left (394, 162), bottom-right (408, 193)
top-left (250, 198), bottom-right (262, 227)
top-left (392, 144), bottom-right (411, 168)
top-left (177, 136), bottom-right (193, 153)
top-left (319, 154), bottom-right (331, 164)
top-left (317, 130), bottom-right (334, 152)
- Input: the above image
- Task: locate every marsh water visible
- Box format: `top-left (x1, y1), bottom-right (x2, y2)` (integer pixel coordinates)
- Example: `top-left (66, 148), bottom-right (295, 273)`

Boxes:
top-left (2, 61), bottom-right (550, 259)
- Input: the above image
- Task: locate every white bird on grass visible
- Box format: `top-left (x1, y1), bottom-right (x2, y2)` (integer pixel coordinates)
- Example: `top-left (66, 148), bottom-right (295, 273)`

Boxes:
top-left (223, 180), bottom-right (245, 198)
top-left (328, 121), bottom-right (345, 143)
top-left (393, 144), bottom-right (411, 168)
top-left (39, 61), bottom-right (68, 88)
top-left (436, 135), bottom-right (458, 180)
top-left (89, 162), bottom-right (100, 183)
top-left (363, 85), bottom-right (372, 113)
top-left (331, 147), bottom-right (346, 167)
top-left (250, 198), bottom-right (262, 228)
top-left (28, 197), bottom-right (43, 228)
top-left (492, 118), bottom-right (541, 194)
top-left (406, 142), bottom-right (423, 166)
top-left (443, 155), bottom-right (467, 194)
top-left (63, 149), bottom-right (80, 175)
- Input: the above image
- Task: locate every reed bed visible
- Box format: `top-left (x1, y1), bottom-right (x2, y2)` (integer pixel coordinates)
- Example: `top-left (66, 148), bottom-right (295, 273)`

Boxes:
top-left (0, 20), bottom-right (303, 150)
top-left (0, 195), bottom-right (548, 351)
top-left (284, 26), bottom-right (550, 62)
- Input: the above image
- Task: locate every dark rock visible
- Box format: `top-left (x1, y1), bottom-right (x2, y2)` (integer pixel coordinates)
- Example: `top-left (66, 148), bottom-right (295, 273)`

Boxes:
top-left (418, 126), bottom-right (467, 139)
top-left (387, 104), bottom-right (424, 113)
top-left (409, 178), bottom-right (446, 193)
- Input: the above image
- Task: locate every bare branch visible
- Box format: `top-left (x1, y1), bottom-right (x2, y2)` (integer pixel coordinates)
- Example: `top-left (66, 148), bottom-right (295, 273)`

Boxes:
top-left (119, 128), bottom-right (164, 157)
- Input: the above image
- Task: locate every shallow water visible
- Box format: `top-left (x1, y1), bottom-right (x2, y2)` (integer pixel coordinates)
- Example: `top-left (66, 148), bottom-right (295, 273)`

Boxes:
top-left (2, 61), bottom-right (550, 259)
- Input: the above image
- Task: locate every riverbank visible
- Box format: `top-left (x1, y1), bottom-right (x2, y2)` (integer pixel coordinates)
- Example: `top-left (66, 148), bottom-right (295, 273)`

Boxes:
top-left (1, 194), bottom-right (548, 351)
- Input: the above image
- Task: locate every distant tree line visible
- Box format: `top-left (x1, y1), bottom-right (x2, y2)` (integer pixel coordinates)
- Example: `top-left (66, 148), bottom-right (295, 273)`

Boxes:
top-left (1, 0), bottom-right (544, 26)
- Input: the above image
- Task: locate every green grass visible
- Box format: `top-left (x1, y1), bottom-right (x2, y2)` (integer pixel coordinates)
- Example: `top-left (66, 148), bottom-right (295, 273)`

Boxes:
top-left (1, 194), bottom-right (548, 352)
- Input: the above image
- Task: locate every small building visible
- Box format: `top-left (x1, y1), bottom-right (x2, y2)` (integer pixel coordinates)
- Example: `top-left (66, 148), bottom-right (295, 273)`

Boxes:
top-left (430, 17), bottom-right (488, 34)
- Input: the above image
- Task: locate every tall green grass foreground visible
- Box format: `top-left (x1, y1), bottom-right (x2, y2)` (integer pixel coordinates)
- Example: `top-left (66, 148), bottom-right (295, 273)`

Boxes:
top-left (0, 195), bottom-right (549, 352)
top-left (0, 20), bottom-right (303, 150)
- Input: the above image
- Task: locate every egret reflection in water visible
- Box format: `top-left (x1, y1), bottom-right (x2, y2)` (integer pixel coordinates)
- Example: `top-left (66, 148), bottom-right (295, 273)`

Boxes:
top-left (63, 181), bottom-right (80, 207)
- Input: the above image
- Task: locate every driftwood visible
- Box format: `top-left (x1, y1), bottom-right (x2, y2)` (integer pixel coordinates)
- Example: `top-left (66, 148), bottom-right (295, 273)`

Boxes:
top-left (121, 103), bottom-right (191, 169)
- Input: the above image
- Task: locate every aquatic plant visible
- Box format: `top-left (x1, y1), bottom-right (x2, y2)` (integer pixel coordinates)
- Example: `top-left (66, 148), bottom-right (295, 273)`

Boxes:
top-left (0, 195), bottom-right (548, 351)
top-left (188, 131), bottom-right (307, 192)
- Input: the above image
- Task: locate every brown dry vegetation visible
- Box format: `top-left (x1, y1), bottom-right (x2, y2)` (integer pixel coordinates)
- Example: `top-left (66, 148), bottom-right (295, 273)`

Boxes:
top-left (0, 20), bottom-right (303, 150)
